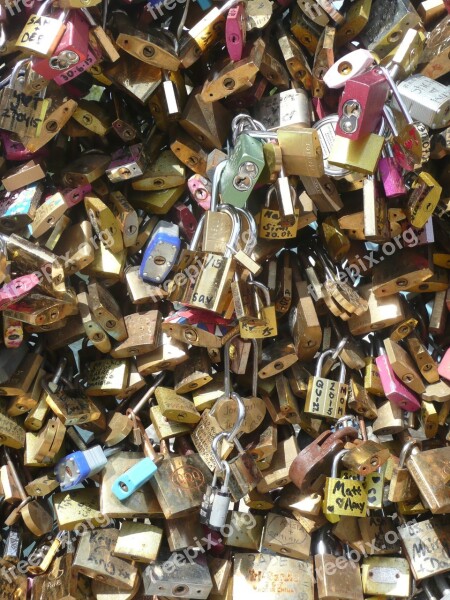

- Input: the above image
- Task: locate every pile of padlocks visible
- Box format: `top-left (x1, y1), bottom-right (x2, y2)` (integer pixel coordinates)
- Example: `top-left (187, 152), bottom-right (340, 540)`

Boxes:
top-left (0, 0), bottom-right (449, 596)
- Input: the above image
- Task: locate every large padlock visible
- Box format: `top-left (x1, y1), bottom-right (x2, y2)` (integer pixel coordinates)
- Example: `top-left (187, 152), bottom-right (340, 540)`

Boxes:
top-left (0, 59), bottom-right (50, 140)
top-left (31, 10), bottom-right (90, 80)
top-left (15, 0), bottom-right (69, 57)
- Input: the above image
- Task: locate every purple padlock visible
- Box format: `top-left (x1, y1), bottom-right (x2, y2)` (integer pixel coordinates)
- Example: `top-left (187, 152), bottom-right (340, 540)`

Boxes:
top-left (378, 145), bottom-right (407, 199)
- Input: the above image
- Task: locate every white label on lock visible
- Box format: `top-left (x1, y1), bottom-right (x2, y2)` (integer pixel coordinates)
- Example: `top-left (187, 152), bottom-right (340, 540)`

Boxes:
top-left (369, 567), bottom-right (400, 583)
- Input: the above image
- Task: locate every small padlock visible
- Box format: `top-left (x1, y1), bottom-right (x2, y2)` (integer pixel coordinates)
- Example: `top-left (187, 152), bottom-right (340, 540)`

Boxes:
top-left (304, 350), bottom-right (348, 420)
top-left (226, 3), bottom-right (246, 61)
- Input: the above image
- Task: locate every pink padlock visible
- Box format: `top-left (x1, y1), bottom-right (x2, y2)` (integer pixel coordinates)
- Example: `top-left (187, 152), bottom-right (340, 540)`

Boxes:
top-left (62, 184), bottom-right (92, 208)
top-left (188, 174), bottom-right (212, 211)
top-left (226, 3), bottom-right (246, 62)
top-left (376, 344), bottom-right (421, 411)
top-left (438, 346), bottom-right (450, 380)
top-left (378, 145), bottom-right (407, 199)
top-left (54, 47), bottom-right (99, 85)
top-left (323, 49), bottom-right (375, 89)
top-left (336, 69), bottom-right (390, 140)
top-left (0, 132), bottom-right (49, 162)
top-left (0, 274), bottom-right (40, 310)
top-left (31, 10), bottom-right (89, 80)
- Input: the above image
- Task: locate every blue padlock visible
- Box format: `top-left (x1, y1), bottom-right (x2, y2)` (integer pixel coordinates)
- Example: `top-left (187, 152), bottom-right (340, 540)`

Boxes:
top-left (139, 220), bottom-right (181, 284)
top-left (55, 445), bottom-right (108, 491)
top-left (112, 456), bottom-right (158, 500)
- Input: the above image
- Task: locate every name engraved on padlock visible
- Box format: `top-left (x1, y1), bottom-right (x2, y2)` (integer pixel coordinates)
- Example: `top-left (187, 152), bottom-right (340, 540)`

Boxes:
top-left (0, 90), bottom-right (46, 136)
top-left (240, 320), bottom-right (276, 339)
top-left (233, 553), bottom-right (314, 600)
top-left (191, 411), bottom-right (233, 470)
top-left (398, 518), bottom-right (450, 580)
top-left (324, 477), bottom-right (368, 517)
top-left (259, 209), bottom-right (299, 239)
top-left (307, 378), bottom-right (347, 420)
top-left (171, 464), bottom-right (205, 490)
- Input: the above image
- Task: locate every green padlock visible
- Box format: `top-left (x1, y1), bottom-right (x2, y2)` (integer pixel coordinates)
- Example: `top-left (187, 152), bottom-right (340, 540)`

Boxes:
top-left (220, 132), bottom-right (265, 208)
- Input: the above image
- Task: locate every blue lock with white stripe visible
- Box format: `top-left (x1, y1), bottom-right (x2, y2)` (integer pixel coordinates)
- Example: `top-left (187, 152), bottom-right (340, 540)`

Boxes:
top-left (139, 220), bottom-right (181, 284)
top-left (55, 445), bottom-right (109, 491)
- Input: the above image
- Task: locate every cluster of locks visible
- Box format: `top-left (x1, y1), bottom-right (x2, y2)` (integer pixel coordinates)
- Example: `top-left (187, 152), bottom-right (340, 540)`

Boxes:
top-left (0, 0), bottom-right (449, 597)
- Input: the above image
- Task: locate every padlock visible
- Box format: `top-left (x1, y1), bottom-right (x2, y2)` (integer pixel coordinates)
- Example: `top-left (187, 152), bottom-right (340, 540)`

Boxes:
top-left (225, 3), bottom-right (246, 61)
top-left (112, 411), bottom-right (164, 501)
top-left (276, 21), bottom-right (313, 90)
top-left (323, 449), bottom-right (368, 518)
top-left (31, 9), bottom-right (89, 80)
top-left (42, 368), bottom-right (101, 426)
top-left (395, 75), bottom-right (450, 130)
top-left (139, 220), bottom-right (181, 284)
top-left (304, 350), bottom-right (348, 420)
top-left (15, 0), bottom-right (68, 57)
top-left (289, 424), bottom-right (358, 491)
top-left (73, 529), bottom-right (139, 590)
top-left (254, 88), bottom-right (311, 131)
top-left (388, 440), bottom-right (421, 503)
top-left (0, 60), bottom-right (50, 140)
top-left (336, 69), bottom-right (389, 140)
top-left (113, 12), bottom-right (180, 71)
top-left (378, 143), bottom-right (407, 198)
top-left (383, 337), bottom-right (425, 394)
top-left (55, 444), bottom-right (111, 490)
top-left (314, 529), bottom-right (364, 600)
top-left (323, 48), bottom-right (375, 89)
top-left (361, 556), bottom-right (411, 596)
top-left (406, 171), bottom-right (442, 229)
top-left (150, 438), bottom-right (213, 519)
top-left (406, 446), bottom-right (450, 513)
top-left (221, 130), bottom-right (265, 208)
top-left (278, 128), bottom-right (324, 177)
top-left (375, 339), bottom-right (421, 411)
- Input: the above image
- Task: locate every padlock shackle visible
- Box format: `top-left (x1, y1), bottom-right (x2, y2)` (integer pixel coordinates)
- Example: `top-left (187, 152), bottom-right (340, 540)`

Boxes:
top-left (0, 58), bottom-right (30, 90)
top-left (226, 391), bottom-right (245, 443)
top-left (210, 160), bottom-right (227, 212)
top-left (217, 204), bottom-right (240, 258)
top-left (234, 206), bottom-right (257, 254)
top-left (398, 439), bottom-right (421, 468)
top-left (248, 279), bottom-right (271, 307)
top-left (211, 431), bottom-right (228, 470)
top-left (129, 371), bottom-right (166, 416)
top-left (331, 448), bottom-right (348, 478)
top-left (189, 213), bottom-right (205, 250)
top-left (315, 349), bottom-right (346, 383)
top-left (223, 332), bottom-right (240, 398)
top-left (231, 114), bottom-right (266, 145)
top-left (376, 66), bottom-right (414, 125)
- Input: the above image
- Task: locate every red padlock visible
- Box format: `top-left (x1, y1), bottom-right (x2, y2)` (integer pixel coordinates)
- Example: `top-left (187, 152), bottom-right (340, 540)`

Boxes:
top-left (31, 10), bottom-right (90, 80)
top-left (169, 202), bottom-right (199, 242)
top-left (54, 46), bottom-right (99, 85)
top-left (336, 69), bottom-right (389, 140)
